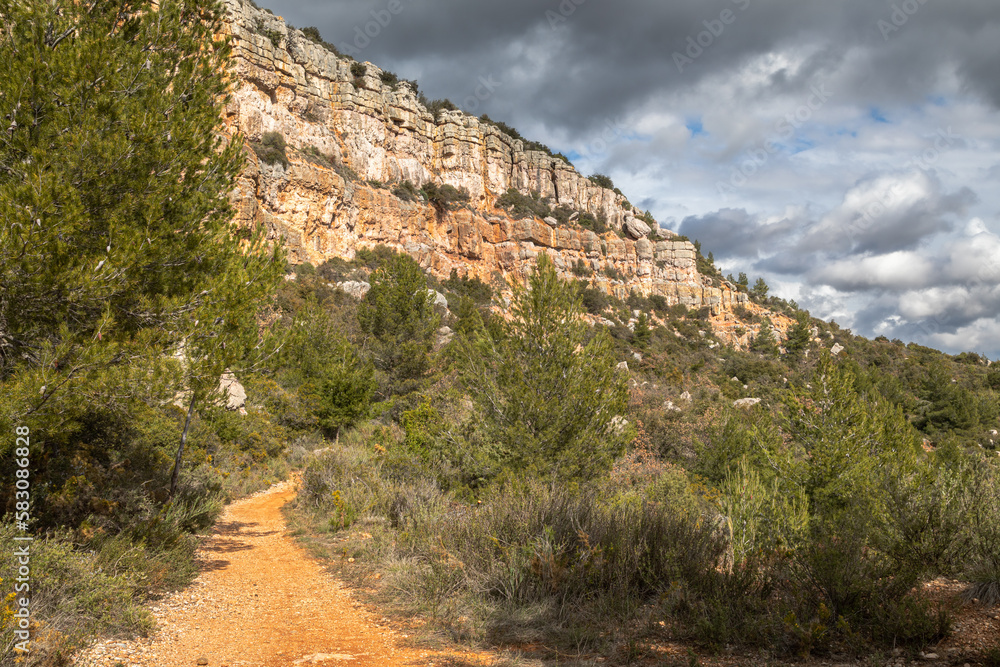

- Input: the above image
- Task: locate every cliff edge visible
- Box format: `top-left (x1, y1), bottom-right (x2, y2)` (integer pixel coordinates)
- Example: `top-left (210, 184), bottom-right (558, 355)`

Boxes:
top-left (221, 0), bottom-right (750, 316)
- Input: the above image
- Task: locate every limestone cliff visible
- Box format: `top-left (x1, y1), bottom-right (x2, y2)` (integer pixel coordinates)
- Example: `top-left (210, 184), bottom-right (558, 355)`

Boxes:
top-left (220, 0), bottom-right (750, 316)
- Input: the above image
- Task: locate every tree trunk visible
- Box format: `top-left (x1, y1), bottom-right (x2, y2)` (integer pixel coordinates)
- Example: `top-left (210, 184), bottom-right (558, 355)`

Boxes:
top-left (169, 392), bottom-right (197, 498)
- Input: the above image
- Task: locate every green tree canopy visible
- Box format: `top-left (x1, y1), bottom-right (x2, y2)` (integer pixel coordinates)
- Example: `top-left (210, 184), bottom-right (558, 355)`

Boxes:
top-left (457, 254), bottom-right (629, 480)
top-left (750, 277), bottom-right (769, 300)
top-left (0, 0), bottom-right (281, 509)
top-left (279, 300), bottom-right (374, 440)
top-left (749, 318), bottom-right (779, 357)
top-left (357, 252), bottom-right (439, 395)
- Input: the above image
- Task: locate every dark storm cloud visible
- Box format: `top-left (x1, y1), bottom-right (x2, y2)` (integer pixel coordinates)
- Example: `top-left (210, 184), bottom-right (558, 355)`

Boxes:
top-left (265, 0), bottom-right (1000, 356)
top-left (269, 0), bottom-right (1000, 136)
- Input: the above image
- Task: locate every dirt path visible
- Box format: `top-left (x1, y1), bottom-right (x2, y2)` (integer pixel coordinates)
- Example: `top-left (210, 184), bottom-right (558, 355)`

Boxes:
top-left (74, 480), bottom-right (486, 667)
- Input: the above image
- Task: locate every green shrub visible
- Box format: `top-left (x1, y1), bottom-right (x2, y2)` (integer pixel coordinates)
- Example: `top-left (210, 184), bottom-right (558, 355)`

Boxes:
top-left (442, 269), bottom-right (493, 305)
top-left (301, 144), bottom-right (332, 168)
top-left (300, 25), bottom-right (341, 55)
top-left (987, 367), bottom-right (1000, 391)
top-left (0, 526), bottom-right (154, 663)
top-left (495, 188), bottom-right (551, 220)
top-left (254, 20), bottom-right (282, 48)
top-left (350, 62), bottom-right (367, 79)
top-left (254, 131), bottom-right (289, 168)
top-left (578, 286), bottom-right (609, 315)
top-left (648, 294), bottom-right (668, 314)
top-left (571, 258), bottom-right (593, 277)
top-left (392, 180), bottom-right (422, 201)
top-left (588, 173), bottom-right (614, 190)
top-left (604, 265), bottom-right (625, 282)
top-left (422, 182), bottom-right (470, 209)
top-left (578, 211), bottom-right (608, 234)
top-left (422, 97), bottom-right (459, 119)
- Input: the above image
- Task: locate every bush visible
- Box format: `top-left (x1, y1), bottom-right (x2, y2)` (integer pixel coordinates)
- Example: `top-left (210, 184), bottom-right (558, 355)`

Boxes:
top-left (254, 20), bottom-right (282, 48)
top-left (578, 285), bottom-right (609, 315)
top-left (350, 62), bottom-right (367, 79)
top-left (578, 211), bottom-right (609, 234)
top-left (422, 182), bottom-right (470, 209)
top-left (254, 131), bottom-right (289, 168)
top-left (571, 258), bottom-right (593, 277)
top-left (0, 526), bottom-right (155, 663)
top-left (495, 188), bottom-right (551, 220)
top-left (300, 25), bottom-right (341, 55)
top-left (300, 144), bottom-right (332, 169)
top-left (604, 265), bottom-right (625, 282)
top-left (986, 367), bottom-right (1000, 391)
top-left (422, 97), bottom-right (459, 119)
top-left (588, 174), bottom-right (615, 190)
top-left (442, 269), bottom-right (493, 306)
top-left (392, 180), bottom-right (422, 202)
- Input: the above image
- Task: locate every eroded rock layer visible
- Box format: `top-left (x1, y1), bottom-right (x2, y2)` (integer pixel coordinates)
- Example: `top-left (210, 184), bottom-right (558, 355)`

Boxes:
top-left (221, 0), bottom-right (748, 313)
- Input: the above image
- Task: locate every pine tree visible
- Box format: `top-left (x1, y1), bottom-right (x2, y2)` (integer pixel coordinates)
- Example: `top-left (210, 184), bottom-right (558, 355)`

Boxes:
top-left (783, 354), bottom-right (922, 519)
top-left (0, 0), bottom-right (281, 503)
top-left (278, 300), bottom-right (374, 441)
top-left (634, 313), bottom-right (652, 348)
top-left (357, 252), bottom-right (439, 396)
top-left (750, 318), bottom-right (779, 357)
top-left (751, 277), bottom-right (770, 300)
top-left (785, 312), bottom-right (813, 358)
top-left (457, 254), bottom-right (629, 480)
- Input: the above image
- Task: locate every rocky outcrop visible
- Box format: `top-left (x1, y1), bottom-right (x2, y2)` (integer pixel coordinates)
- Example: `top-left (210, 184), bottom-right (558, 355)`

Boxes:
top-left (220, 0), bottom-right (750, 315)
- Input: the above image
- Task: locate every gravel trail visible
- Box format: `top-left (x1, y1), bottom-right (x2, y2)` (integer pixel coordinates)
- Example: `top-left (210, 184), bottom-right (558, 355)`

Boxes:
top-left (74, 480), bottom-right (481, 667)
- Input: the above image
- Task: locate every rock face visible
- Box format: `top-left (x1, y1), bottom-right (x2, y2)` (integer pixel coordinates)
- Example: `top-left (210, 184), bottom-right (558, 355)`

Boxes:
top-left (218, 372), bottom-right (247, 410)
top-left (219, 0), bottom-right (749, 314)
top-left (337, 281), bottom-right (371, 299)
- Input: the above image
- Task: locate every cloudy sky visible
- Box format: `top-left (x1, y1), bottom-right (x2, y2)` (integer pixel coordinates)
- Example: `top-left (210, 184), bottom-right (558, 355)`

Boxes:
top-left (266, 0), bottom-right (1000, 358)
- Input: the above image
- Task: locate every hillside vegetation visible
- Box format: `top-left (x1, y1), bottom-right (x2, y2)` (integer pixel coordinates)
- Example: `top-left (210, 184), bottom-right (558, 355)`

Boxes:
top-left (1, 1), bottom-right (998, 665)
top-left (282, 250), bottom-right (999, 662)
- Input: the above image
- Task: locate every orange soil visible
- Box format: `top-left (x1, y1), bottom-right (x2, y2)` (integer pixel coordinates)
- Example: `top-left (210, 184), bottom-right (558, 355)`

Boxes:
top-left (73, 480), bottom-right (489, 667)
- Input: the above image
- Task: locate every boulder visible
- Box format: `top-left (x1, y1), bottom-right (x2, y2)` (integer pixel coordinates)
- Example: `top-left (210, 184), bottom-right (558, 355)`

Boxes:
top-left (218, 372), bottom-right (247, 410)
top-left (733, 397), bottom-right (762, 409)
top-left (428, 289), bottom-right (449, 309)
top-left (436, 325), bottom-right (454, 346)
top-left (338, 281), bottom-right (371, 299)
top-left (623, 216), bottom-right (652, 240)
top-left (609, 415), bottom-right (629, 434)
